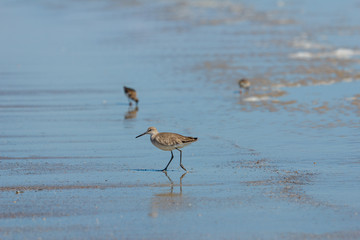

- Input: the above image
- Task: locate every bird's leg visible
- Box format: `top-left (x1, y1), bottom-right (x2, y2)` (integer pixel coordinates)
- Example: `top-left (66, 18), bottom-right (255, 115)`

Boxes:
top-left (162, 150), bottom-right (174, 171)
top-left (176, 148), bottom-right (187, 172)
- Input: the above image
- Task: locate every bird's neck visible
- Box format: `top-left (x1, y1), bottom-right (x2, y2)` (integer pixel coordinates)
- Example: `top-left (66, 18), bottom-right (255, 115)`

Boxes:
top-left (150, 132), bottom-right (158, 140)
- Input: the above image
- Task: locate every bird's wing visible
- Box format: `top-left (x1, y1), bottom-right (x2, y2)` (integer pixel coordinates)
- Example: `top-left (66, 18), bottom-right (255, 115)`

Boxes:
top-left (156, 133), bottom-right (197, 145)
top-left (155, 133), bottom-right (184, 146)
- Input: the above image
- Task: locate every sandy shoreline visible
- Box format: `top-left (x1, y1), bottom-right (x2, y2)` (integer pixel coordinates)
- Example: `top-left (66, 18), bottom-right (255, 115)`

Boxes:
top-left (1, 0), bottom-right (360, 239)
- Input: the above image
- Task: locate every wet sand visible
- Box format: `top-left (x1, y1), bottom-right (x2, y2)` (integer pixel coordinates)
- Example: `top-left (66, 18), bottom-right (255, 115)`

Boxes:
top-left (1, 0), bottom-right (360, 239)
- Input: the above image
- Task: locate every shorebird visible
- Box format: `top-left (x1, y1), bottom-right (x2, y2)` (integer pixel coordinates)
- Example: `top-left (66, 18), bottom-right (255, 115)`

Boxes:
top-left (136, 127), bottom-right (197, 172)
top-left (123, 86), bottom-right (139, 106)
top-left (238, 78), bottom-right (250, 93)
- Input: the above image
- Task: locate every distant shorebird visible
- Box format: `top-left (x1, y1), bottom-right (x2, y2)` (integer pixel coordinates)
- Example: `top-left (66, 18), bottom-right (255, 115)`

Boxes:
top-left (238, 78), bottom-right (250, 93)
top-left (123, 86), bottom-right (139, 106)
top-left (136, 127), bottom-right (198, 172)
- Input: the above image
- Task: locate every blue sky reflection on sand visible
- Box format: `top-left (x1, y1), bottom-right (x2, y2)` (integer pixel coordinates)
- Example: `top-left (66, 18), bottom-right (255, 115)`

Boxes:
top-left (1, 0), bottom-right (360, 239)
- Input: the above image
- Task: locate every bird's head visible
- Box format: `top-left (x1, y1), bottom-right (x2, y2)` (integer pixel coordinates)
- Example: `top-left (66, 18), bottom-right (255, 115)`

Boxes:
top-left (136, 127), bottom-right (158, 138)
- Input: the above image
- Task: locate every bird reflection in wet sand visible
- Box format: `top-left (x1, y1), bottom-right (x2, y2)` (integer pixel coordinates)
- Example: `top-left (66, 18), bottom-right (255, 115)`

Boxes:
top-left (123, 86), bottom-right (139, 106)
top-left (124, 106), bottom-right (139, 120)
top-left (238, 78), bottom-right (250, 94)
top-left (149, 172), bottom-right (188, 218)
top-left (163, 171), bottom-right (187, 195)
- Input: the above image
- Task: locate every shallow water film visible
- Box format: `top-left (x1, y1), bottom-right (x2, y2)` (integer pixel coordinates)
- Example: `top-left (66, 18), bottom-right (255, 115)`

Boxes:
top-left (1, 0), bottom-right (360, 239)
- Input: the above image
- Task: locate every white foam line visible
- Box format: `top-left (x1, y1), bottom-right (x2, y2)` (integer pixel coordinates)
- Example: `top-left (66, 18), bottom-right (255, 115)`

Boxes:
top-left (292, 40), bottom-right (330, 50)
top-left (244, 96), bottom-right (271, 102)
top-left (314, 80), bottom-right (336, 86)
top-left (289, 52), bottom-right (313, 59)
top-left (289, 48), bottom-right (360, 60)
top-left (271, 78), bottom-right (355, 90)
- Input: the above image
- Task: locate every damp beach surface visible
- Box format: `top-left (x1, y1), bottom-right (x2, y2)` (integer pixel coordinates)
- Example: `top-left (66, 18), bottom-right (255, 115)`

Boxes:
top-left (1, 0), bottom-right (360, 239)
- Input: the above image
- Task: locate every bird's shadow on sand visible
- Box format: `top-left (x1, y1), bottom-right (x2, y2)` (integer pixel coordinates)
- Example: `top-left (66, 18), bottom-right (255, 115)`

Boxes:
top-left (129, 169), bottom-right (176, 172)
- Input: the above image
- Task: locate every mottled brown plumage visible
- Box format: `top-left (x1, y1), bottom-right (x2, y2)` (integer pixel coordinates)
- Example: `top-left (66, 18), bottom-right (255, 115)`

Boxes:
top-left (136, 127), bottom-right (197, 171)
top-left (124, 86), bottom-right (139, 106)
top-left (238, 78), bottom-right (250, 93)
top-left (153, 132), bottom-right (197, 147)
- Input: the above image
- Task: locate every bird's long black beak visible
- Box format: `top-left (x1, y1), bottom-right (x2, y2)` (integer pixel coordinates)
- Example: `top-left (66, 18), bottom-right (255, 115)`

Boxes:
top-left (135, 132), bottom-right (147, 138)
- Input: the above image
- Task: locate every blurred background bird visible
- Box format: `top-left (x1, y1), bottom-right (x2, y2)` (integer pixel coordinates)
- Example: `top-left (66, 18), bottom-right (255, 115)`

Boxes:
top-left (238, 78), bottom-right (250, 94)
top-left (123, 86), bottom-right (139, 106)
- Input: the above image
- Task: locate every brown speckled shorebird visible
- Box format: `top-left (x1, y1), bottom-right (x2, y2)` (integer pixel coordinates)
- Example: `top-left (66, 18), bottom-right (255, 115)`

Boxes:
top-left (136, 127), bottom-right (198, 172)
top-left (123, 86), bottom-right (139, 106)
top-left (238, 78), bottom-right (250, 93)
